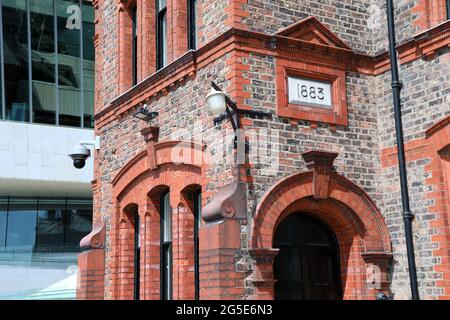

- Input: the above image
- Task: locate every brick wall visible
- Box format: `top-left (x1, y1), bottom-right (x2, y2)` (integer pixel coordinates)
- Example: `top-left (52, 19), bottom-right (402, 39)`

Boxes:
top-left (376, 48), bottom-right (450, 298)
top-left (241, 0), bottom-right (373, 53)
top-left (80, 0), bottom-right (450, 300)
top-left (377, 49), bottom-right (450, 147)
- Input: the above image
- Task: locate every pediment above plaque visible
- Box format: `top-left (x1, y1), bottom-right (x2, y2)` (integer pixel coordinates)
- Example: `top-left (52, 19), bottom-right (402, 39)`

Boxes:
top-left (275, 17), bottom-right (350, 126)
top-left (276, 16), bottom-right (351, 50)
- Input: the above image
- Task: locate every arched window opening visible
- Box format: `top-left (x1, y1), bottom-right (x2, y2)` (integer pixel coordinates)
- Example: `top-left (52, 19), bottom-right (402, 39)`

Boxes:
top-left (160, 191), bottom-right (172, 300)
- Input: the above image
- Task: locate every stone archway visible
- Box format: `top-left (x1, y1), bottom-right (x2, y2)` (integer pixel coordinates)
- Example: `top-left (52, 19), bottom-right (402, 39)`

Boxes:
top-left (249, 151), bottom-right (392, 300)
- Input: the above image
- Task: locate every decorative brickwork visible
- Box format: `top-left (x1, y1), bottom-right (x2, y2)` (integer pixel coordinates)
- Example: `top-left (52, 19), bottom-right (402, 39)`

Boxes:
top-left (107, 133), bottom-right (203, 299)
top-left (413, 0), bottom-right (448, 31)
top-left (249, 151), bottom-right (392, 300)
top-left (80, 0), bottom-right (450, 300)
top-left (380, 116), bottom-right (450, 299)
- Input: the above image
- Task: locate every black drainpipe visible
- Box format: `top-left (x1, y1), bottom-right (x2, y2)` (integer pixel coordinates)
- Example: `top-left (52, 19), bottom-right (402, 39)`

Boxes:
top-left (386, 0), bottom-right (420, 300)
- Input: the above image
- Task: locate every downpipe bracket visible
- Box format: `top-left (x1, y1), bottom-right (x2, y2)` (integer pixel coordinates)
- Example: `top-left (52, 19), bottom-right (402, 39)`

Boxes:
top-left (391, 80), bottom-right (403, 90)
top-left (402, 211), bottom-right (415, 221)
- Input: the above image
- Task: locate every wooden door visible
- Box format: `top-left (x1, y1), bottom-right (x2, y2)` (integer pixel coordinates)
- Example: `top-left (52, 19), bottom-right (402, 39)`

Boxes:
top-left (273, 213), bottom-right (342, 300)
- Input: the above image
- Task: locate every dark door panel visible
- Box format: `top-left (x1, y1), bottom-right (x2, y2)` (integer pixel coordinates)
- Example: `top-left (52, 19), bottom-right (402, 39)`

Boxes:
top-left (273, 213), bottom-right (342, 300)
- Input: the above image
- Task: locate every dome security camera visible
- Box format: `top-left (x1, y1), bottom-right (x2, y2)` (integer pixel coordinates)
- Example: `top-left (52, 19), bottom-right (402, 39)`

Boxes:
top-left (69, 144), bottom-right (91, 169)
top-left (68, 136), bottom-right (100, 169)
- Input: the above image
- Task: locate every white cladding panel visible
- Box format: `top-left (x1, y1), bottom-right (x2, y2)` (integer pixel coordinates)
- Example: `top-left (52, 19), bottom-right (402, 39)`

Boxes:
top-left (0, 121), bottom-right (94, 196)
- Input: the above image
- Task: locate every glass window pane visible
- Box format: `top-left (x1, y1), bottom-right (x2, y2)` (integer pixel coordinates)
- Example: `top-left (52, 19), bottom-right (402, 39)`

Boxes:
top-left (161, 13), bottom-right (166, 67)
top-left (82, 1), bottom-right (94, 128)
top-left (188, 0), bottom-right (197, 50)
top-left (135, 212), bottom-right (140, 248)
top-left (0, 197), bottom-right (8, 248)
top-left (159, 0), bottom-right (166, 10)
top-left (35, 198), bottom-right (66, 251)
top-left (163, 192), bottom-right (171, 242)
top-left (131, 6), bottom-right (137, 86)
top-left (30, 0), bottom-right (56, 125)
top-left (2, 0), bottom-right (30, 122)
top-left (6, 198), bottom-right (38, 250)
top-left (0, 6), bottom-right (3, 119)
top-left (36, 209), bottom-right (64, 251)
top-left (163, 244), bottom-right (171, 299)
top-left (57, 0), bottom-right (81, 127)
top-left (195, 191), bottom-right (201, 230)
top-left (65, 198), bottom-right (92, 250)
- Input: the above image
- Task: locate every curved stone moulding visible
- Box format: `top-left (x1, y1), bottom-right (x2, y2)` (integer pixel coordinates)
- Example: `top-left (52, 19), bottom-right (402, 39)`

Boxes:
top-left (80, 221), bottom-right (106, 250)
top-left (202, 181), bottom-right (247, 222)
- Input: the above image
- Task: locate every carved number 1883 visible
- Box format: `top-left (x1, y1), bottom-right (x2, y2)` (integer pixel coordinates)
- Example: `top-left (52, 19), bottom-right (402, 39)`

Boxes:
top-left (297, 84), bottom-right (325, 100)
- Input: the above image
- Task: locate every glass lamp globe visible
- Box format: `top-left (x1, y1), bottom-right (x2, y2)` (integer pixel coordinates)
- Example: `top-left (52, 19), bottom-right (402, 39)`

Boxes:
top-left (206, 87), bottom-right (226, 116)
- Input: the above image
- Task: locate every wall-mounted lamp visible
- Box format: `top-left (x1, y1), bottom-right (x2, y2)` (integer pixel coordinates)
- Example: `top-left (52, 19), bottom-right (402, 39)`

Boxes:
top-left (206, 82), bottom-right (272, 130)
top-left (206, 82), bottom-right (272, 149)
top-left (133, 104), bottom-right (159, 122)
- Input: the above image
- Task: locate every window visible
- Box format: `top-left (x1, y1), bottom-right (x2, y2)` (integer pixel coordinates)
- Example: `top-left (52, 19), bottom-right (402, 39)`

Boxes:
top-left (447, 0), bottom-right (450, 19)
top-left (0, 0), bottom-right (95, 128)
top-left (131, 5), bottom-right (137, 85)
top-left (193, 188), bottom-right (201, 300)
top-left (0, 198), bottom-right (7, 248)
top-left (134, 209), bottom-right (140, 300)
top-left (0, 197), bottom-right (92, 253)
top-left (160, 191), bottom-right (172, 300)
top-left (82, 1), bottom-right (95, 128)
top-left (1, 0), bottom-right (30, 122)
top-left (6, 198), bottom-right (38, 250)
top-left (188, 0), bottom-right (197, 50)
top-left (0, 196), bottom-right (92, 299)
top-left (30, 0), bottom-right (56, 125)
top-left (156, 0), bottom-right (167, 70)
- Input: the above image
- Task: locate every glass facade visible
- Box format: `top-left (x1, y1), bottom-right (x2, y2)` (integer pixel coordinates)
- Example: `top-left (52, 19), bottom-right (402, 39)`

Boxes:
top-left (0, 0), bottom-right (94, 128)
top-left (0, 197), bottom-right (92, 253)
top-left (0, 197), bottom-right (92, 300)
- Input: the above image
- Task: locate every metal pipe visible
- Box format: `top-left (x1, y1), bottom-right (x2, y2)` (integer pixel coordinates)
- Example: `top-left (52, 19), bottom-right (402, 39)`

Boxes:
top-left (386, 0), bottom-right (420, 300)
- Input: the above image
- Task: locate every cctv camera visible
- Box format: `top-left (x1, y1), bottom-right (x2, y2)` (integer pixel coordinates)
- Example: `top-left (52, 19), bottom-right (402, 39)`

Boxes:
top-left (68, 144), bottom-right (91, 169)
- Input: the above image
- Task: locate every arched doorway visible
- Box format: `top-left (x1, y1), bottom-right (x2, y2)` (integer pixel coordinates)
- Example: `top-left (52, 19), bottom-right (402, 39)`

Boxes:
top-left (273, 213), bottom-right (342, 300)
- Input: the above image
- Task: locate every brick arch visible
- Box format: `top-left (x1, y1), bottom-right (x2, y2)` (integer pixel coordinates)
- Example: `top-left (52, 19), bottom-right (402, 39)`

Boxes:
top-left (109, 139), bottom-right (204, 300)
top-left (251, 172), bottom-right (391, 253)
top-left (249, 167), bottom-right (392, 300)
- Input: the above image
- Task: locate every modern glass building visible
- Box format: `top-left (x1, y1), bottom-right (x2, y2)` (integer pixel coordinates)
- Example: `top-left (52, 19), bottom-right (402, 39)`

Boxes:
top-left (0, 0), bottom-right (95, 300)
top-left (0, 0), bottom-right (94, 127)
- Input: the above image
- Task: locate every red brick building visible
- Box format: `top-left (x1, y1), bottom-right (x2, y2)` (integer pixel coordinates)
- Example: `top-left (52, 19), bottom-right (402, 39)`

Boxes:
top-left (77, 0), bottom-right (450, 300)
